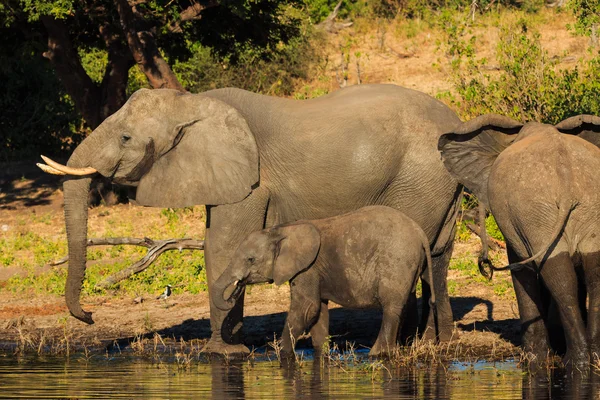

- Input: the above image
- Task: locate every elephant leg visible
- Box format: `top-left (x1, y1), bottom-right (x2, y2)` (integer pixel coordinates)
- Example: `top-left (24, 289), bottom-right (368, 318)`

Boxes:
top-left (202, 187), bottom-right (270, 355)
top-left (541, 251), bottom-right (588, 368)
top-left (509, 246), bottom-right (550, 361)
top-left (422, 240), bottom-right (455, 342)
top-left (371, 306), bottom-right (402, 357)
top-left (309, 302), bottom-right (330, 356)
top-left (281, 282), bottom-right (321, 356)
top-left (588, 287), bottom-right (600, 360)
top-left (583, 253), bottom-right (600, 359)
top-left (399, 290), bottom-right (418, 344)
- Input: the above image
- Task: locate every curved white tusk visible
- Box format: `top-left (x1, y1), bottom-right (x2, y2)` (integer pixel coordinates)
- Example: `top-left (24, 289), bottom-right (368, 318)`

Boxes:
top-left (233, 280), bottom-right (240, 286)
top-left (40, 155), bottom-right (97, 176)
top-left (37, 163), bottom-right (67, 175)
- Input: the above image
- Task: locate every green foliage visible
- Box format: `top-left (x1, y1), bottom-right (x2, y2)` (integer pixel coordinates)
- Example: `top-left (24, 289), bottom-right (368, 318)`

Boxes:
top-left (455, 219), bottom-right (473, 242)
top-left (450, 256), bottom-right (478, 275)
top-left (174, 30), bottom-right (318, 96)
top-left (569, 0), bottom-right (600, 39)
top-left (306, 0), bottom-right (347, 23)
top-left (442, 18), bottom-right (600, 123)
top-left (493, 279), bottom-right (513, 297)
top-left (4, 207), bottom-right (208, 296)
top-left (293, 85), bottom-right (330, 99)
top-left (0, 0), bottom-right (310, 160)
top-left (485, 215), bottom-right (504, 242)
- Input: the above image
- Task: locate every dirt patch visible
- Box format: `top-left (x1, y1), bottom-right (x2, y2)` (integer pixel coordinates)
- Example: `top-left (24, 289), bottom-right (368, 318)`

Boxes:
top-left (0, 278), bottom-right (521, 358)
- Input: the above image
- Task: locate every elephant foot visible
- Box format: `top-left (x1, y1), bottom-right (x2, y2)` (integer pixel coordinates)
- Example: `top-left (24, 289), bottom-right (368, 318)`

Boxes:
top-left (520, 351), bottom-right (554, 374)
top-left (369, 342), bottom-right (396, 358)
top-left (422, 322), bottom-right (454, 343)
top-left (201, 338), bottom-right (250, 356)
top-left (563, 349), bottom-right (590, 373)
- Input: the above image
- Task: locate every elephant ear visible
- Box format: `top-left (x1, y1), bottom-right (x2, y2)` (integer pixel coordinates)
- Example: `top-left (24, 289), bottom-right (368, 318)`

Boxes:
top-left (555, 114), bottom-right (600, 149)
top-left (136, 98), bottom-right (258, 207)
top-left (438, 114), bottom-right (522, 207)
top-left (271, 223), bottom-right (321, 286)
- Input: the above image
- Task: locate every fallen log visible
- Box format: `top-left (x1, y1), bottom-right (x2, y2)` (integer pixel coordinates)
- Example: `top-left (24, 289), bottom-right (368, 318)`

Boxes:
top-left (49, 237), bottom-right (204, 289)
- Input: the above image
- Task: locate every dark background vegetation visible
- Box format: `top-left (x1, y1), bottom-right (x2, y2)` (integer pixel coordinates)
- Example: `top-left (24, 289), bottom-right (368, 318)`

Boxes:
top-left (1, 0), bottom-right (599, 162)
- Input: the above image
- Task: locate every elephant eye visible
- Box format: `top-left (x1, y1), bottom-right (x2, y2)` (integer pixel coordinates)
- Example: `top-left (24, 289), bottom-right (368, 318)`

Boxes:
top-left (248, 256), bottom-right (256, 264)
top-left (121, 134), bottom-right (132, 144)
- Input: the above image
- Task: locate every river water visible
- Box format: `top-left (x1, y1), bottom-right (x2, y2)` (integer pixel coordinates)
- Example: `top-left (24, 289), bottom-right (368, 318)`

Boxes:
top-left (0, 352), bottom-right (597, 399)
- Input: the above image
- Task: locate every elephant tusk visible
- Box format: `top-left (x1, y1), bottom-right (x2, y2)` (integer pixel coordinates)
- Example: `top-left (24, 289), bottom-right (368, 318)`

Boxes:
top-left (37, 163), bottom-right (67, 175)
top-left (233, 280), bottom-right (239, 286)
top-left (40, 155), bottom-right (97, 176)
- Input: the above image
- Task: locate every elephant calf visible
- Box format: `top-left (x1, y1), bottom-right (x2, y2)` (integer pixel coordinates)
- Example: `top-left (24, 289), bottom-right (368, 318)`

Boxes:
top-left (213, 205), bottom-right (435, 356)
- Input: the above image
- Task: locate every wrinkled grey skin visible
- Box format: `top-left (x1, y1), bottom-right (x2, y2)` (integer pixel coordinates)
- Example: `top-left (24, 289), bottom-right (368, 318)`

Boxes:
top-left (61, 84), bottom-right (462, 354)
top-left (438, 114), bottom-right (600, 369)
top-left (213, 206), bottom-right (434, 356)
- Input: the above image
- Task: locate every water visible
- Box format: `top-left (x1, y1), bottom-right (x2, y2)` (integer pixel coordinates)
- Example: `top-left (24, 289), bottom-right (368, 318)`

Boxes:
top-left (0, 353), bottom-right (597, 399)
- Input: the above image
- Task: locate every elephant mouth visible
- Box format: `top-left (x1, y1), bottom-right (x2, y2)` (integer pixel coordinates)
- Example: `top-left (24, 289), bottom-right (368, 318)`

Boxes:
top-left (224, 279), bottom-right (245, 302)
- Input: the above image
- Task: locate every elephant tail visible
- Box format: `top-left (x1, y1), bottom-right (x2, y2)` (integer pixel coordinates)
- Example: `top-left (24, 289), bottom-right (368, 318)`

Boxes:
top-left (417, 226), bottom-right (437, 338)
top-left (476, 202), bottom-right (494, 280)
top-left (417, 228), bottom-right (435, 306)
top-left (494, 200), bottom-right (578, 272)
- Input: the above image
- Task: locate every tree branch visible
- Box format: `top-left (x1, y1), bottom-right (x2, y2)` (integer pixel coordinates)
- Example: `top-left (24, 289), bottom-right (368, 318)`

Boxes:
top-left (98, 23), bottom-right (135, 121)
top-left (114, 0), bottom-right (185, 90)
top-left (316, 0), bottom-right (353, 33)
top-left (167, 0), bottom-right (219, 33)
top-left (50, 237), bottom-right (205, 289)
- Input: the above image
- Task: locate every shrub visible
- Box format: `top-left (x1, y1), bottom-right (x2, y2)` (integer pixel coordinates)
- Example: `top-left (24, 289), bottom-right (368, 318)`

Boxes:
top-left (174, 30), bottom-right (319, 96)
top-left (440, 18), bottom-right (600, 124)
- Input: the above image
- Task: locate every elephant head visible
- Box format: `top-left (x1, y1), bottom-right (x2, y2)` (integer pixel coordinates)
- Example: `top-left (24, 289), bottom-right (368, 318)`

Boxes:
top-left (438, 113), bottom-right (600, 208)
top-left (213, 223), bottom-right (321, 311)
top-left (37, 89), bottom-right (259, 324)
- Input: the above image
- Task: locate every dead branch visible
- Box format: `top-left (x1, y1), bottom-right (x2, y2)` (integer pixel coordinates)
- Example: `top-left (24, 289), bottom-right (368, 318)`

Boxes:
top-left (335, 51), bottom-right (348, 88)
top-left (316, 0), bottom-right (353, 33)
top-left (49, 237), bottom-right (204, 289)
top-left (465, 223), bottom-right (505, 251)
top-left (387, 46), bottom-right (416, 59)
top-left (167, 0), bottom-right (219, 33)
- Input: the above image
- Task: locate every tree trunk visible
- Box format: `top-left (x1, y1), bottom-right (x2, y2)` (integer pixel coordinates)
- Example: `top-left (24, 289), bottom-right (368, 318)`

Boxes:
top-left (41, 16), bottom-right (102, 128)
top-left (41, 17), bottom-right (133, 129)
top-left (114, 0), bottom-right (185, 91)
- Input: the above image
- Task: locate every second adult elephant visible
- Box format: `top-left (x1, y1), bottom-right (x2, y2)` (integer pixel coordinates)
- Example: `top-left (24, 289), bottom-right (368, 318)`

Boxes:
top-left (438, 114), bottom-right (600, 368)
top-left (38, 84), bottom-right (462, 354)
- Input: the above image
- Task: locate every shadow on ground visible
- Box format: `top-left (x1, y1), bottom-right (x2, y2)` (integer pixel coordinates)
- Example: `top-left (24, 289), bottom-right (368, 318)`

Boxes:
top-left (0, 161), bottom-right (62, 209)
top-left (109, 295), bottom-right (521, 351)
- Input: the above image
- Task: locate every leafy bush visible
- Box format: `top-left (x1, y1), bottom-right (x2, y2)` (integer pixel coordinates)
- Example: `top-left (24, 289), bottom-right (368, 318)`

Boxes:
top-left (440, 18), bottom-right (600, 124)
top-left (568, 0), bottom-right (600, 41)
top-left (174, 30), bottom-right (319, 96)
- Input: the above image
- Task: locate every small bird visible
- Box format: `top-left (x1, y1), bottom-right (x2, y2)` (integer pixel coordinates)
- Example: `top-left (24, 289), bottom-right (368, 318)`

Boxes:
top-left (157, 284), bottom-right (172, 300)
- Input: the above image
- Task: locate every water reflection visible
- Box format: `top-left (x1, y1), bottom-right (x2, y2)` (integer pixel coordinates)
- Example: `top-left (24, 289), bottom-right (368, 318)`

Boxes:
top-left (0, 354), bottom-right (599, 399)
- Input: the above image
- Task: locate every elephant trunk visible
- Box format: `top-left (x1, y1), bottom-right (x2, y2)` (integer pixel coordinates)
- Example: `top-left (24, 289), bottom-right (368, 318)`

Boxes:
top-left (64, 176), bottom-right (93, 323)
top-left (63, 135), bottom-right (101, 324)
top-left (213, 268), bottom-right (244, 311)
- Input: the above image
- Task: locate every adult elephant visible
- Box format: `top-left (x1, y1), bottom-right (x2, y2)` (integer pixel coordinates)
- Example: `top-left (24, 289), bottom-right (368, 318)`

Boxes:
top-left (38, 84), bottom-right (462, 354)
top-left (438, 114), bottom-right (600, 368)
